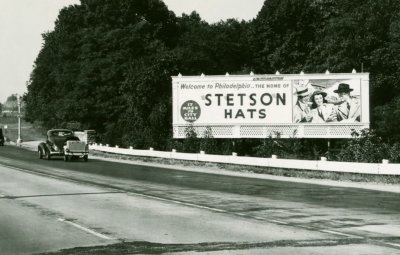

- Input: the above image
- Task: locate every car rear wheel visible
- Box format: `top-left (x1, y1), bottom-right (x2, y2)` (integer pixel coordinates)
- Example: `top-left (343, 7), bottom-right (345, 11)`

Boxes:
top-left (64, 155), bottom-right (69, 162)
top-left (83, 155), bottom-right (88, 162)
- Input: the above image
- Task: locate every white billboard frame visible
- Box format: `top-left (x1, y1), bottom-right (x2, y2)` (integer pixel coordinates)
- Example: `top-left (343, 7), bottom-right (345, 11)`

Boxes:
top-left (172, 72), bottom-right (370, 139)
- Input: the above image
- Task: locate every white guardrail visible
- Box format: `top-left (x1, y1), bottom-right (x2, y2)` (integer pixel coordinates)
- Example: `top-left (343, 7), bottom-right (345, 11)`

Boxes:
top-left (90, 144), bottom-right (400, 176)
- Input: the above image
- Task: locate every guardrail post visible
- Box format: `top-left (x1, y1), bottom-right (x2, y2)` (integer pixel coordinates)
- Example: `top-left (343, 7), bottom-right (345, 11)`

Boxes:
top-left (232, 152), bottom-right (237, 156)
top-left (320, 157), bottom-right (327, 161)
top-left (271, 154), bottom-right (278, 159)
top-left (172, 149), bottom-right (177, 153)
top-left (149, 147), bottom-right (154, 151)
top-left (382, 159), bottom-right (389, 164)
top-left (129, 146), bottom-right (133, 150)
top-left (200, 150), bottom-right (205, 155)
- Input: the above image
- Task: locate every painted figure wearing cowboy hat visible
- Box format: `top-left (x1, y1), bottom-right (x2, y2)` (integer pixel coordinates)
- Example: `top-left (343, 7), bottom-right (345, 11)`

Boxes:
top-left (334, 83), bottom-right (361, 122)
top-left (293, 82), bottom-right (313, 123)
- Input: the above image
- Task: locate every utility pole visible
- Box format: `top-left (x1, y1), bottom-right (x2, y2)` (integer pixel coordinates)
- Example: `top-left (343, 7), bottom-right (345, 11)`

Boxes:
top-left (17, 95), bottom-right (22, 144)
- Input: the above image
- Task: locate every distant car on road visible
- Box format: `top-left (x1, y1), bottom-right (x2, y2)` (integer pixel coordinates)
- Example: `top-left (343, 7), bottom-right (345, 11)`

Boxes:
top-left (0, 128), bottom-right (4, 146)
top-left (38, 129), bottom-right (89, 162)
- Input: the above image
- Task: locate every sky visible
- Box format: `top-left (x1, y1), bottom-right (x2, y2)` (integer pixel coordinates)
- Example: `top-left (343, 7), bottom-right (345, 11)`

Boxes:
top-left (0, 0), bottom-right (265, 103)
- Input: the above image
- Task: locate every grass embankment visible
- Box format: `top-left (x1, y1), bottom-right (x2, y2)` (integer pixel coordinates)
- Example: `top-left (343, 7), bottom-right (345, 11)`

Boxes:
top-left (0, 117), bottom-right (45, 142)
top-left (90, 150), bottom-right (400, 184)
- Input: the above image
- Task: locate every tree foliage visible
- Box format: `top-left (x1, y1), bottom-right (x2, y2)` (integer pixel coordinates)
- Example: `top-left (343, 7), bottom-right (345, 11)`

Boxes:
top-left (25, 0), bottom-right (400, 157)
top-left (336, 129), bottom-right (400, 163)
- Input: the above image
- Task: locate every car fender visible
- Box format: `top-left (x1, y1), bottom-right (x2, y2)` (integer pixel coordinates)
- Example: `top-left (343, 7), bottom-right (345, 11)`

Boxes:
top-left (38, 142), bottom-right (50, 153)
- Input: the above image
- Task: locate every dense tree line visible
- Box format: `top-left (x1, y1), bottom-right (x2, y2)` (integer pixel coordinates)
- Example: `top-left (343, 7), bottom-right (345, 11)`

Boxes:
top-left (25, 0), bottom-right (400, 161)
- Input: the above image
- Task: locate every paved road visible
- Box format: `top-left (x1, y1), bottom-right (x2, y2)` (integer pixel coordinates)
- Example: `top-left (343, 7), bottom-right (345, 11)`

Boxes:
top-left (1, 145), bottom-right (400, 254)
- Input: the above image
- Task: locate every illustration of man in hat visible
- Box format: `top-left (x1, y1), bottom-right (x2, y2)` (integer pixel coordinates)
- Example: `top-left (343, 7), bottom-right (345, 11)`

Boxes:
top-left (293, 80), bottom-right (313, 123)
top-left (334, 83), bottom-right (361, 122)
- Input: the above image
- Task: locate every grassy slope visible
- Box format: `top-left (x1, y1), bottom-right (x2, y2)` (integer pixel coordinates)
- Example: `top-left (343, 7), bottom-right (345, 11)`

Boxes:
top-left (0, 117), bottom-right (45, 142)
top-left (90, 150), bottom-right (400, 184)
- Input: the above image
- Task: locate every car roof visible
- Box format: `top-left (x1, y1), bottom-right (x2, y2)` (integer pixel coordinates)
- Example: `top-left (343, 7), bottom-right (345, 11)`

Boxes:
top-left (47, 129), bottom-right (73, 136)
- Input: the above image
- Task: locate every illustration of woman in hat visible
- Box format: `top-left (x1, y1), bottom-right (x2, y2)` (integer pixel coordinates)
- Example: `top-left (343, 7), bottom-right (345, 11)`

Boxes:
top-left (309, 90), bottom-right (337, 123)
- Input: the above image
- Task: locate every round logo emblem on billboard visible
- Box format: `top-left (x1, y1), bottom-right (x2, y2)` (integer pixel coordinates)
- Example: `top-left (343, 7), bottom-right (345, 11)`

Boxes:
top-left (180, 100), bottom-right (201, 122)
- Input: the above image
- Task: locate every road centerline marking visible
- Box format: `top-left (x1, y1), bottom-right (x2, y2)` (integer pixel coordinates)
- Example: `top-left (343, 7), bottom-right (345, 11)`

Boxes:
top-left (268, 219), bottom-right (288, 225)
top-left (321, 229), bottom-right (363, 238)
top-left (58, 218), bottom-right (116, 240)
top-left (384, 242), bottom-right (400, 248)
top-left (130, 192), bottom-right (227, 213)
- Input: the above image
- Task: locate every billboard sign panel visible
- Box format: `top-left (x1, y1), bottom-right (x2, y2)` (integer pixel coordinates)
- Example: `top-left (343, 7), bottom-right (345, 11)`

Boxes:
top-left (172, 73), bottom-right (369, 138)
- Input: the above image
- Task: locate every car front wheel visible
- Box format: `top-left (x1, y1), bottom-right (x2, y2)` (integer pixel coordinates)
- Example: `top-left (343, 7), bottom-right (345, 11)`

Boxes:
top-left (38, 149), bottom-right (43, 159)
top-left (45, 150), bottom-right (51, 160)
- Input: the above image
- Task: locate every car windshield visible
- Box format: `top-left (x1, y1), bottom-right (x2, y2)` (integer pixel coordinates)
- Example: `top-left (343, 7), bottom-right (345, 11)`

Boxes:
top-left (50, 131), bottom-right (73, 137)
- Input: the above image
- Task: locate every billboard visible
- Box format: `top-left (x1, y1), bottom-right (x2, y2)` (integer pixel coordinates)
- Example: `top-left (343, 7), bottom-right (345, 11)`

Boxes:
top-left (172, 73), bottom-right (369, 138)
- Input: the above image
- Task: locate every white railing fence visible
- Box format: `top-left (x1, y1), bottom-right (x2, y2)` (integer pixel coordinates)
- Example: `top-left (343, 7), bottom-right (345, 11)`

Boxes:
top-left (90, 144), bottom-right (400, 176)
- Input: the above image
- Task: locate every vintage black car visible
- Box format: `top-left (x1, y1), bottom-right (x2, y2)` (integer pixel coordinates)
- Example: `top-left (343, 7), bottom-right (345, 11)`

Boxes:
top-left (38, 129), bottom-right (89, 161)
